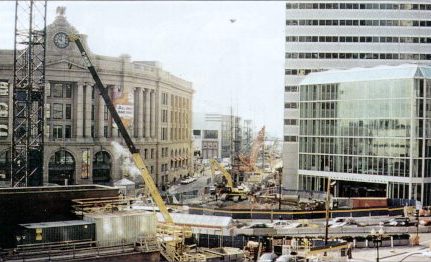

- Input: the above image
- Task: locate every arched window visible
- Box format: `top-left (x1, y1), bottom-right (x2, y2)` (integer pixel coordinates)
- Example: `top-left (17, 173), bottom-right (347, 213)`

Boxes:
top-left (48, 150), bottom-right (75, 185)
top-left (93, 151), bottom-right (112, 185)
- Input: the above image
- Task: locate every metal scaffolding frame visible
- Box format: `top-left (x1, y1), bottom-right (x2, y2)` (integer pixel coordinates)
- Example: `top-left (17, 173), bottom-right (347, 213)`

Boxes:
top-left (12, 0), bottom-right (47, 187)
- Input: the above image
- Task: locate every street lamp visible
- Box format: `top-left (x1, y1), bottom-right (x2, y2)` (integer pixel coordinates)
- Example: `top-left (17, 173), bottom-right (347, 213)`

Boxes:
top-left (370, 228), bottom-right (385, 262)
top-left (324, 178), bottom-right (337, 248)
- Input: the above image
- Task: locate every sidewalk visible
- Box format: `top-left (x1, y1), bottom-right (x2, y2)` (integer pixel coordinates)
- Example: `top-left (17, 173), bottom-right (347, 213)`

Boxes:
top-left (350, 233), bottom-right (431, 262)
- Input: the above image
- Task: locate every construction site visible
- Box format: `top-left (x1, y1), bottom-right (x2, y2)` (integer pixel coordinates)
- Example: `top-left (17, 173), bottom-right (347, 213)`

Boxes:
top-left (1, 1), bottom-right (431, 262)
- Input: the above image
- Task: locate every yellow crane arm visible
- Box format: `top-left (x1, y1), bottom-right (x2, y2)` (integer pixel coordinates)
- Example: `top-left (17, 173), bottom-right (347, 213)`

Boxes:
top-left (210, 159), bottom-right (233, 188)
top-left (68, 34), bottom-right (173, 224)
top-left (132, 154), bottom-right (173, 223)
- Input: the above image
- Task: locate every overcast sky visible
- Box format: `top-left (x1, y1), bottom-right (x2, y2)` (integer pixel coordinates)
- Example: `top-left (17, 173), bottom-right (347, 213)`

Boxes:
top-left (0, 1), bottom-right (285, 138)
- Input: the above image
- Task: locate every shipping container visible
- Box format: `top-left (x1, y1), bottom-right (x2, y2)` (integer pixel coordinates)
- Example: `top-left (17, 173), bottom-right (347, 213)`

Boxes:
top-left (17, 220), bottom-right (95, 245)
top-left (350, 197), bottom-right (388, 209)
top-left (84, 211), bottom-right (157, 246)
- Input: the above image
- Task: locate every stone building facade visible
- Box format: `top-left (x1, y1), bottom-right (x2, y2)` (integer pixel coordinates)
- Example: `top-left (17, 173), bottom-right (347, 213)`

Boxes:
top-left (0, 11), bottom-right (193, 188)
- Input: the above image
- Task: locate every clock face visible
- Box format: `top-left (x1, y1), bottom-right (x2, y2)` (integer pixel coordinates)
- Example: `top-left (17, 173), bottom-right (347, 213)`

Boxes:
top-left (53, 32), bottom-right (69, 48)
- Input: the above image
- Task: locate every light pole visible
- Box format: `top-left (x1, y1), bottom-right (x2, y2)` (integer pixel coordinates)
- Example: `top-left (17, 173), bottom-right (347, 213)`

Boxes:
top-left (370, 228), bottom-right (384, 262)
top-left (324, 178), bottom-right (336, 248)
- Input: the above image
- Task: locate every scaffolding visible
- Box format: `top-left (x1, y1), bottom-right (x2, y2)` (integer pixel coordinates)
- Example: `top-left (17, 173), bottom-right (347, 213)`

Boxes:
top-left (12, 0), bottom-right (47, 187)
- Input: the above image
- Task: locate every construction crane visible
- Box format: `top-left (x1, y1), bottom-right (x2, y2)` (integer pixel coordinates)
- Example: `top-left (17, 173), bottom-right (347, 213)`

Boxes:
top-left (67, 34), bottom-right (204, 262)
top-left (238, 126), bottom-right (265, 173)
top-left (210, 159), bottom-right (249, 201)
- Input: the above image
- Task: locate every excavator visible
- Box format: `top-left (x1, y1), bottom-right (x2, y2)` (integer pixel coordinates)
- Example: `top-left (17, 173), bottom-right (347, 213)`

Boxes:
top-left (210, 159), bottom-right (249, 201)
top-left (68, 34), bottom-right (204, 262)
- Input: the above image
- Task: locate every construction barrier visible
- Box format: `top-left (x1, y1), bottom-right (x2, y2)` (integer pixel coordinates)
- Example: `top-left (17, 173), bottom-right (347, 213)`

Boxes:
top-left (177, 205), bottom-right (405, 220)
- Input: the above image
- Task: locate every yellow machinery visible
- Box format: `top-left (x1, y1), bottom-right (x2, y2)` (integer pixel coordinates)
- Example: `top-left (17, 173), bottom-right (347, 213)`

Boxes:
top-left (210, 159), bottom-right (249, 200)
top-left (68, 34), bottom-right (204, 262)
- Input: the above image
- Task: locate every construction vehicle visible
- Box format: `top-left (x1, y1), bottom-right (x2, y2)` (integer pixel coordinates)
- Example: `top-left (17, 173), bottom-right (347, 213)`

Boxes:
top-left (68, 34), bottom-right (204, 262)
top-left (210, 159), bottom-right (249, 201)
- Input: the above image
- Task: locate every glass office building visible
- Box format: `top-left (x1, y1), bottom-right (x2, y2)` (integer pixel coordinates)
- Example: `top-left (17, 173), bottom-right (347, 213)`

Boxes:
top-left (298, 64), bottom-right (431, 204)
top-left (283, 0), bottom-right (431, 192)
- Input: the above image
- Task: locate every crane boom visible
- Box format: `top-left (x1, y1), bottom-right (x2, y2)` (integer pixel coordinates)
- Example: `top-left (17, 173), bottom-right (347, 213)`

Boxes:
top-left (249, 126), bottom-right (265, 169)
top-left (68, 34), bottom-right (173, 224)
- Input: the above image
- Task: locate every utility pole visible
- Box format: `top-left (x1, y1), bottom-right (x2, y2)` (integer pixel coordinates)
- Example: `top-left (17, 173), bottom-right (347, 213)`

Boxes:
top-left (324, 177), bottom-right (332, 248)
top-left (278, 170), bottom-right (282, 210)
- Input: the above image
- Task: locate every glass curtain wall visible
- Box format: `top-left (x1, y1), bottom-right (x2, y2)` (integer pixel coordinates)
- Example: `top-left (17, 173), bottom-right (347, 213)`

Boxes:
top-left (298, 78), bottom-right (431, 204)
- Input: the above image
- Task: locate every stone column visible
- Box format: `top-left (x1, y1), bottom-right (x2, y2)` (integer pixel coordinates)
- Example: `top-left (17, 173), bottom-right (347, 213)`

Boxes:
top-left (145, 88), bottom-right (151, 138)
top-left (76, 83), bottom-right (84, 139)
top-left (151, 90), bottom-right (156, 138)
top-left (138, 88), bottom-right (144, 138)
top-left (97, 92), bottom-right (105, 138)
top-left (84, 84), bottom-right (92, 138)
top-left (111, 86), bottom-right (119, 138)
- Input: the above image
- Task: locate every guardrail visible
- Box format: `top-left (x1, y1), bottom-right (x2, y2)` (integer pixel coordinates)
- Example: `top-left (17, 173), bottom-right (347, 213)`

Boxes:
top-left (176, 205), bottom-right (405, 220)
top-left (234, 225), bottom-right (430, 237)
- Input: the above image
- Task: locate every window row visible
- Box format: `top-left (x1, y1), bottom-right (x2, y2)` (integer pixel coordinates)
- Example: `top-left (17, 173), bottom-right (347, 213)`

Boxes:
top-left (48, 82), bottom-right (73, 98)
top-left (285, 86), bottom-right (298, 92)
top-left (284, 119), bottom-right (298, 125)
top-left (285, 69), bottom-right (323, 76)
top-left (286, 3), bottom-right (431, 10)
top-left (300, 100), bottom-right (412, 119)
top-left (298, 154), bottom-right (425, 177)
top-left (47, 103), bottom-right (72, 120)
top-left (286, 19), bottom-right (431, 27)
top-left (48, 124), bottom-right (72, 139)
top-left (284, 102), bottom-right (298, 109)
top-left (299, 137), bottom-right (413, 157)
top-left (299, 119), bottom-right (416, 139)
top-left (286, 35), bottom-right (431, 44)
top-left (286, 52), bottom-right (431, 60)
top-left (161, 147), bottom-right (169, 158)
top-left (171, 94), bottom-right (190, 109)
top-left (284, 136), bottom-right (297, 142)
top-left (300, 81), bottom-right (414, 102)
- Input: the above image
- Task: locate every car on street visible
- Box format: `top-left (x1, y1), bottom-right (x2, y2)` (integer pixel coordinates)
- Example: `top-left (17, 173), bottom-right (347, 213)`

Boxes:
top-left (380, 217), bottom-right (411, 227)
top-left (243, 223), bottom-right (274, 229)
top-left (420, 219), bottom-right (431, 226)
top-left (271, 220), bottom-right (292, 229)
top-left (283, 222), bottom-right (319, 229)
top-left (258, 252), bottom-right (277, 262)
top-left (329, 217), bottom-right (364, 228)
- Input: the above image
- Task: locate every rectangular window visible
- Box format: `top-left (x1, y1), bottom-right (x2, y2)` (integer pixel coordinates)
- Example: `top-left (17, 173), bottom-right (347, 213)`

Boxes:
top-left (104, 126), bottom-right (108, 137)
top-left (52, 84), bottom-right (63, 97)
top-left (65, 125), bottom-right (71, 138)
top-left (284, 119), bottom-right (298, 125)
top-left (285, 103), bottom-right (298, 109)
top-left (53, 125), bottom-right (63, 139)
top-left (45, 103), bottom-right (51, 119)
top-left (151, 148), bottom-right (154, 159)
top-left (104, 105), bottom-right (109, 120)
top-left (284, 136), bottom-right (297, 142)
top-left (161, 109), bottom-right (168, 123)
top-left (91, 105), bottom-right (95, 120)
top-left (161, 92), bottom-right (168, 105)
top-left (52, 103), bottom-right (63, 119)
top-left (65, 104), bottom-right (72, 119)
top-left (64, 84), bottom-right (72, 98)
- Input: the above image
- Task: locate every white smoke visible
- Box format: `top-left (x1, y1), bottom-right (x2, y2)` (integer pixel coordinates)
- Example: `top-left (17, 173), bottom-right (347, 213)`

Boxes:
top-left (111, 141), bottom-right (141, 178)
